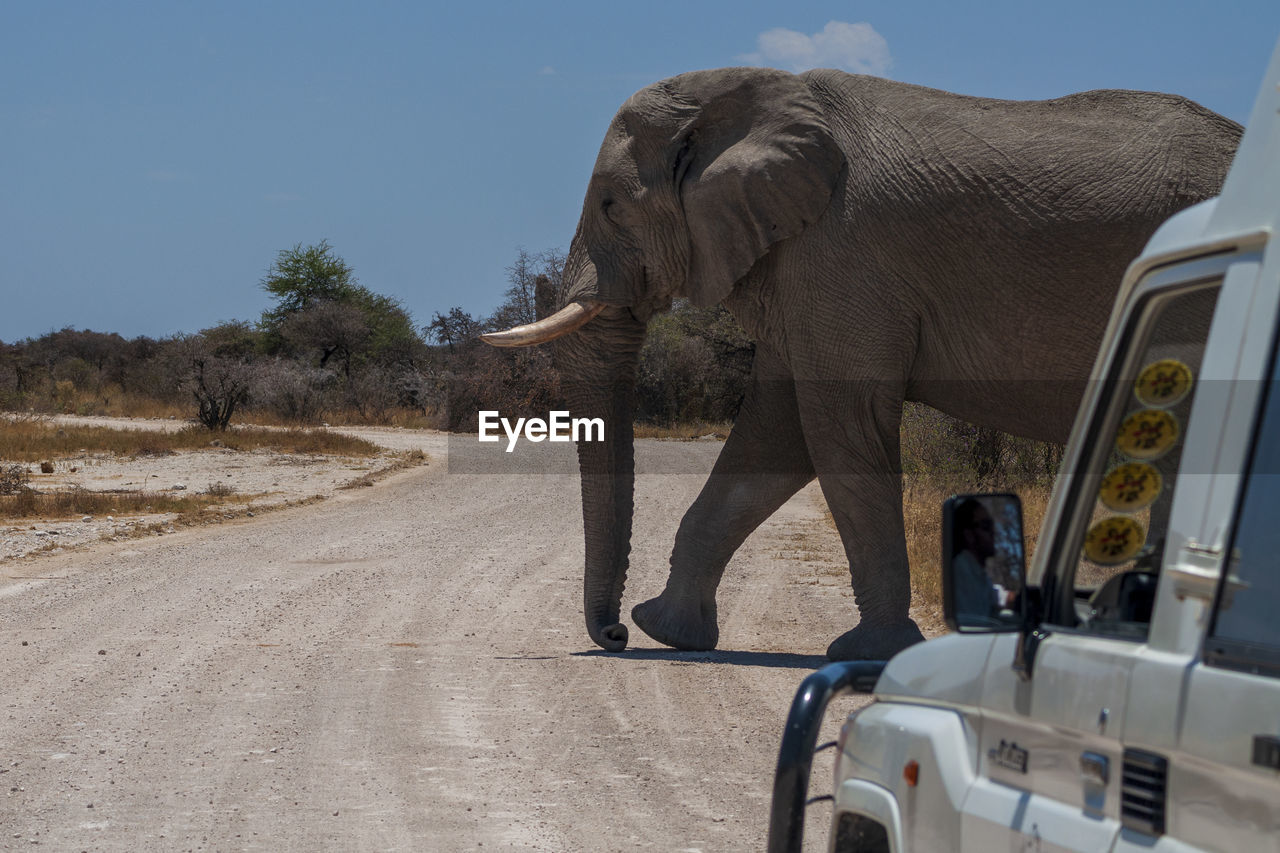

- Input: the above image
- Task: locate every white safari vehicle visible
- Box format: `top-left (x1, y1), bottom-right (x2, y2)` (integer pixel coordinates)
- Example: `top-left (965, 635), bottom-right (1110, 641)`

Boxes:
top-left (769, 37), bottom-right (1280, 853)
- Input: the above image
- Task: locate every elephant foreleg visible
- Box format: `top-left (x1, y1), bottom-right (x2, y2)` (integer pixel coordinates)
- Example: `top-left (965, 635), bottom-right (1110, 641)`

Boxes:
top-left (632, 347), bottom-right (815, 650)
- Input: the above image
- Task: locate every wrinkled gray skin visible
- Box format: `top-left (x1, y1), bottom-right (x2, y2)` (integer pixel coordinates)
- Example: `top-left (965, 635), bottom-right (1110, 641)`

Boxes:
top-left (549, 67), bottom-right (1241, 660)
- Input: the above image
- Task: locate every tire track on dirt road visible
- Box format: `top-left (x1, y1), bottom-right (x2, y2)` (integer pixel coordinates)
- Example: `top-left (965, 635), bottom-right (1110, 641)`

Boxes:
top-left (0, 436), bottom-right (869, 850)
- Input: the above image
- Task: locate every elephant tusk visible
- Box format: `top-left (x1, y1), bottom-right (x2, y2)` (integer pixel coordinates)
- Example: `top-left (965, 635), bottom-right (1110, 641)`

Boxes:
top-left (480, 300), bottom-right (607, 347)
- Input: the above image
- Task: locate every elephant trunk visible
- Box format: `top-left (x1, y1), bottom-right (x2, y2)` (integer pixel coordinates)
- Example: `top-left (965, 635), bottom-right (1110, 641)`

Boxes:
top-left (553, 304), bottom-right (647, 653)
top-left (484, 239), bottom-right (649, 652)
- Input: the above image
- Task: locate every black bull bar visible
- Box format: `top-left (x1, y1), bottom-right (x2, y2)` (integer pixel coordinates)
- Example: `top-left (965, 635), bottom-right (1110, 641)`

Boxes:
top-left (767, 660), bottom-right (885, 853)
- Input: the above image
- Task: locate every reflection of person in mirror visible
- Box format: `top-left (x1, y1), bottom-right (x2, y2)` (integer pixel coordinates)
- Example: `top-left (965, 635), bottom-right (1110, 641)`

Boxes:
top-left (953, 499), bottom-right (998, 621)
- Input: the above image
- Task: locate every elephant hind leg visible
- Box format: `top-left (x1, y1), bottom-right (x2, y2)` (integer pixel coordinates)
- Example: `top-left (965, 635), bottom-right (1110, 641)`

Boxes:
top-left (632, 346), bottom-right (815, 650)
top-left (816, 470), bottom-right (924, 661)
top-left (797, 380), bottom-right (925, 661)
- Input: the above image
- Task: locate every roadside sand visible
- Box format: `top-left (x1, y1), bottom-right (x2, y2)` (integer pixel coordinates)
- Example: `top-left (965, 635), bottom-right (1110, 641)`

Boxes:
top-left (1, 417), bottom-right (443, 561)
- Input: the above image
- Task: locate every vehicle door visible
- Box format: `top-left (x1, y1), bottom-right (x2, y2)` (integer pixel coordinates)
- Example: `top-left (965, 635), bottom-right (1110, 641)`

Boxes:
top-left (1116, 250), bottom-right (1280, 853)
top-left (962, 254), bottom-right (1244, 852)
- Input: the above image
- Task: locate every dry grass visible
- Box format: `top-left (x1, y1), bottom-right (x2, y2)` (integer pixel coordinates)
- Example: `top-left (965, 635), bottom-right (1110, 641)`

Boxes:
top-left (31, 389), bottom-right (189, 421)
top-left (0, 486), bottom-right (260, 520)
top-left (0, 419), bottom-right (380, 462)
top-left (633, 421), bottom-right (731, 440)
top-left (11, 382), bottom-right (442, 430)
top-left (310, 408), bottom-right (440, 430)
top-left (337, 450), bottom-right (428, 489)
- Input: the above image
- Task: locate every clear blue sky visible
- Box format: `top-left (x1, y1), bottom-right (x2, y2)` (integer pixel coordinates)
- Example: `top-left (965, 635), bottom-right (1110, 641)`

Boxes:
top-left (3, 1), bottom-right (1277, 343)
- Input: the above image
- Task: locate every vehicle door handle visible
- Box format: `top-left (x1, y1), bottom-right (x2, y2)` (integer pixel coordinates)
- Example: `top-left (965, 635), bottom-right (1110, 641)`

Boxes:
top-left (1253, 735), bottom-right (1280, 769)
top-left (1080, 751), bottom-right (1109, 785)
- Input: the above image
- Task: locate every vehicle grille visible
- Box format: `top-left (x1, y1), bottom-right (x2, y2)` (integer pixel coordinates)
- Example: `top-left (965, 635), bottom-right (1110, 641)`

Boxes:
top-left (1121, 748), bottom-right (1168, 836)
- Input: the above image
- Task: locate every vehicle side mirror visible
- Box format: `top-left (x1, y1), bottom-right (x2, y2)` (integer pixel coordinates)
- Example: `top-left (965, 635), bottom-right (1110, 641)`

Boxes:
top-left (942, 493), bottom-right (1026, 633)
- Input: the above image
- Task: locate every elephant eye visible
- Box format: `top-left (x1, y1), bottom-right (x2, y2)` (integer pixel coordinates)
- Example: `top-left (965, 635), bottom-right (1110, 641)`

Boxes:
top-left (602, 198), bottom-right (619, 224)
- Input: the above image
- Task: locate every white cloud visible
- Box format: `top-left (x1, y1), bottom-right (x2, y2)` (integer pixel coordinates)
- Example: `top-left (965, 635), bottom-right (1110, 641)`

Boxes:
top-left (538, 66), bottom-right (557, 76)
top-left (740, 21), bottom-right (891, 76)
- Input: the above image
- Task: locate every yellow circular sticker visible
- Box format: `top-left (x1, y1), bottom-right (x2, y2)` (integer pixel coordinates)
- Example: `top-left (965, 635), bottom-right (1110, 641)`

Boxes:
top-left (1134, 359), bottom-right (1194, 408)
top-left (1116, 409), bottom-right (1180, 460)
top-left (1099, 462), bottom-right (1163, 513)
top-left (1084, 516), bottom-right (1147, 565)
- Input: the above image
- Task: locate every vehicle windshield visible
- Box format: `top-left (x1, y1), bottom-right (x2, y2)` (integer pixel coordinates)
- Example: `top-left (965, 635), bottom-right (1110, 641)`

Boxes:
top-left (1052, 280), bottom-right (1221, 638)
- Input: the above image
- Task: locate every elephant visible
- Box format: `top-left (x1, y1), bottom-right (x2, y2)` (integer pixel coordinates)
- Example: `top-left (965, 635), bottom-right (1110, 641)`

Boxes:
top-left (483, 67), bottom-right (1241, 661)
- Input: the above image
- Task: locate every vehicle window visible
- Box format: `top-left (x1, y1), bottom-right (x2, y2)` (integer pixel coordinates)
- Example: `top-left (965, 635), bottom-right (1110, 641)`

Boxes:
top-left (1051, 282), bottom-right (1220, 639)
top-left (1206, 355), bottom-right (1280, 675)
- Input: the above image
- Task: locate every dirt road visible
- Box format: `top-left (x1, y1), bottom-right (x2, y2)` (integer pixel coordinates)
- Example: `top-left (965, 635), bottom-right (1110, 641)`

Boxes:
top-left (1, 431), bottom-right (873, 850)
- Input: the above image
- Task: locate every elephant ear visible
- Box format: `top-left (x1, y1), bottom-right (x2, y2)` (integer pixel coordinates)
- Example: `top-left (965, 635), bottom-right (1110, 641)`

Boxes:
top-left (676, 69), bottom-right (845, 308)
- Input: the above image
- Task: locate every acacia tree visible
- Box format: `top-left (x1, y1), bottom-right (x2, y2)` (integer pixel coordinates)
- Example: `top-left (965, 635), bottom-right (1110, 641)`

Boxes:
top-left (259, 241), bottom-right (423, 369)
top-left (260, 241), bottom-right (360, 336)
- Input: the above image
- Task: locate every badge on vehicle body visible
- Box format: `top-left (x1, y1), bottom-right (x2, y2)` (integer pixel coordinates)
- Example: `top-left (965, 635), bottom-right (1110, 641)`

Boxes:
top-left (1116, 409), bottom-right (1179, 460)
top-left (1134, 358), bottom-right (1194, 408)
top-left (1099, 462), bottom-right (1163, 512)
top-left (1084, 516), bottom-right (1147, 565)
top-left (988, 739), bottom-right (1029, 773)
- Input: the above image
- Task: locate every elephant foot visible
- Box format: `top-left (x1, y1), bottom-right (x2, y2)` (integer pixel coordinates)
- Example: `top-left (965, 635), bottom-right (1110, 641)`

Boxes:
top-left (826, 619), bottom-right (925, 662)
top-left (632, 592), bottom-right (719, 651)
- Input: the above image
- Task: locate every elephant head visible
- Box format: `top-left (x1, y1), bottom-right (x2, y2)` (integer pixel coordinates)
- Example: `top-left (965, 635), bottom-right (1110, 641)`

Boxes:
top-left (484, 68), bottom-right (845, 651)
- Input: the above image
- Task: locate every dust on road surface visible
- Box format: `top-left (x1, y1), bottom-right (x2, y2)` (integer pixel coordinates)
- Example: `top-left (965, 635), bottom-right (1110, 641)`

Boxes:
top-left (1, 428), bottom-right (874, 850)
